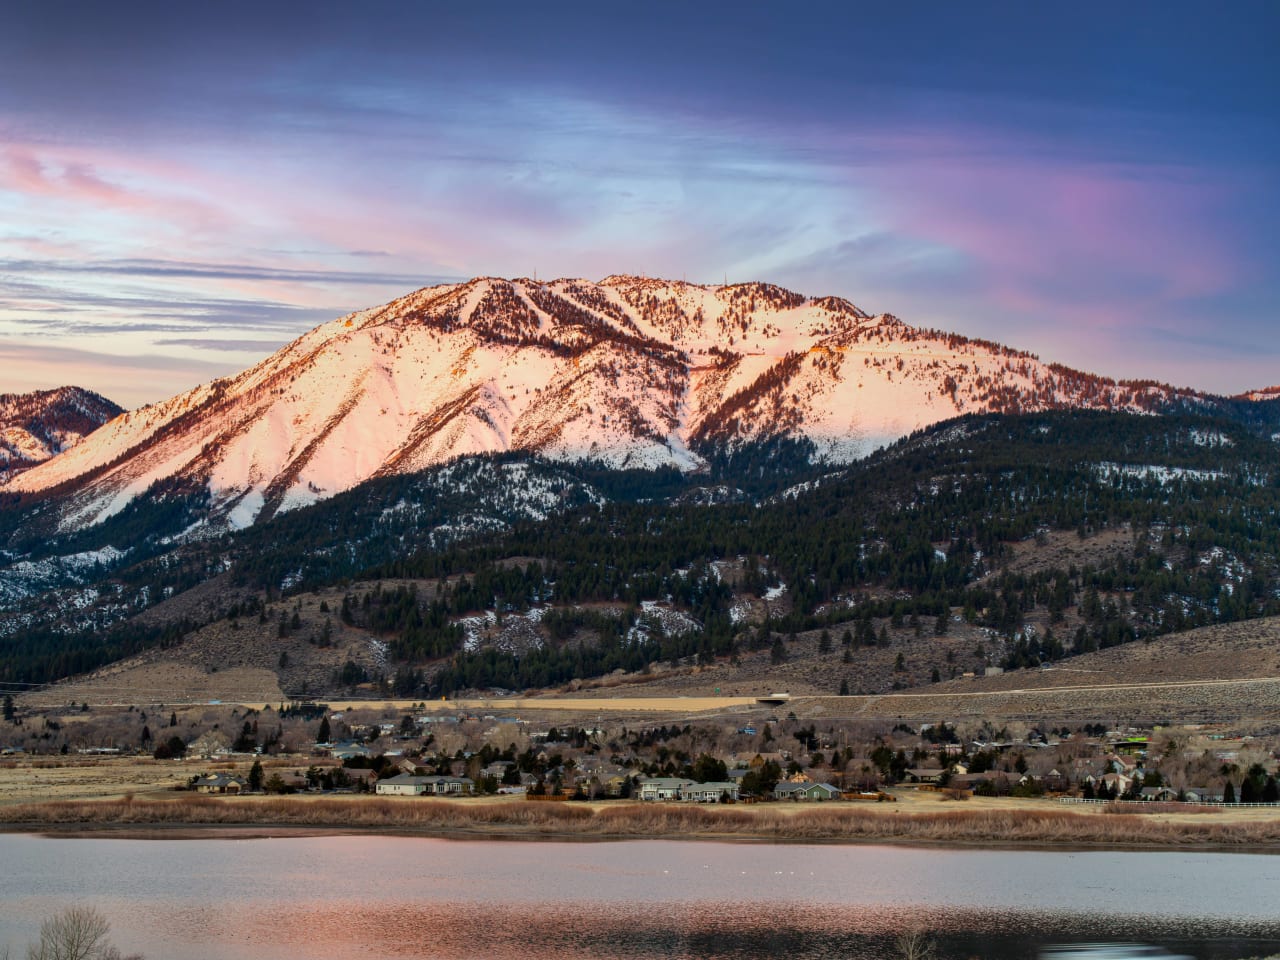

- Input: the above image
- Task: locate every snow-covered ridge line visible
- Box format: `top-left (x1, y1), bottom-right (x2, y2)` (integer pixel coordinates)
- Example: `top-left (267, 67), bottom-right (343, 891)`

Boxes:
top-left (1, 276), bottom-right (1263, 533)
top-left (0, 386), bottom-right (123, 484)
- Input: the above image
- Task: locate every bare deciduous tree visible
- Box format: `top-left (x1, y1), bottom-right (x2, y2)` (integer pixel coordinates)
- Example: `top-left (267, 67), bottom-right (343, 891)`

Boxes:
top-left (24, 906), bottom-right (141, 960)
top-left (894, 926), bottom-right (936, 960)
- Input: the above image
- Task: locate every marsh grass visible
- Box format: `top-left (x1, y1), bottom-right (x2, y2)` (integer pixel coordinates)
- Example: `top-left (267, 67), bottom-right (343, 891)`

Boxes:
top-left (4, 796), bottom-right (1278, 847)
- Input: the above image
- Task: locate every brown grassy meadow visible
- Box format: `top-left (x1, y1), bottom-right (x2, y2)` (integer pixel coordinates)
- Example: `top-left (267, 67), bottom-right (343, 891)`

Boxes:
top-left (4, 795), bottom-right (1279, 849)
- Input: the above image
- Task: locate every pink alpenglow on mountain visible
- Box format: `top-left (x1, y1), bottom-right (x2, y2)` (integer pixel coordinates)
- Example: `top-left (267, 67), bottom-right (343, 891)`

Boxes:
top-left (0, 277), bottom-right (1219, 531)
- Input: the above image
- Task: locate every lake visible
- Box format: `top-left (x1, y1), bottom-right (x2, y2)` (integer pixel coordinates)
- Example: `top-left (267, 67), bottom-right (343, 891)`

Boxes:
top-left (1, 833), bottom-right (1277, 958)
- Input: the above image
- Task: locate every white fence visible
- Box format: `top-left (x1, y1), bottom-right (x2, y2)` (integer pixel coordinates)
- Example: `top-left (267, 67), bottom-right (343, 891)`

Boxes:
top-left (1058, 797), bottom-right (1280, 809)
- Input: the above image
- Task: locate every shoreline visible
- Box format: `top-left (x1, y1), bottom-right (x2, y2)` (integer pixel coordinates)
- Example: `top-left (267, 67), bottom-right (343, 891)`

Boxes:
top-left (2, 796), bottom-right (1279, 853)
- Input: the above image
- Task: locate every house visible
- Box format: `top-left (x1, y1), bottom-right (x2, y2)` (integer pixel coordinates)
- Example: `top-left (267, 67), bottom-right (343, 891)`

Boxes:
top-left (343, 768), bottom-right (379, 790)
top-left (329, 742), bottom-right (372, 761)
top-left (604, 775), bottom-right (628, 796)
top-left (774, 780), bottom-right (842, 801)
top-left (424, 776), bottom-right (474, 795)
top-left (1042, 769), bottom-right (1070, 792)
top-left (1185, 786), bottom-right (1224, 803)
top-left (1139, 786), bottom-right (1179, 802)
top-left (638, 777), bottom-right (695, 801)
top-left (376, 774), bottom-right (433, 796)
top-left (1099, 772), bottom-right (1133, 795)
top-left (685, 781), bottom-right (740, 803)
top-left (750, 752), bottom-right (788, 768)
top-left (904, 768), bottom-right (946, 784)
top-left (192, 773), bottom-right (246, 795)
top-left (188, 732), bottom-right (230, 759)
top-left (948, 773), bottom-right (988, 791)
top-left (275, 772), bottom-right (309, 792)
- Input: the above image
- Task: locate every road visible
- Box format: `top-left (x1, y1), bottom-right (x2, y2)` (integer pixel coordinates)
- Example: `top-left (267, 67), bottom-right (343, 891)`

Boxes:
top-left (238, 674), bottom-right (1280, 717)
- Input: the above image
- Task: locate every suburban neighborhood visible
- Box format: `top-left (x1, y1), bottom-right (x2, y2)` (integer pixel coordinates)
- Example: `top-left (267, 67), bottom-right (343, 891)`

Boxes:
top-left (3, 697), bottom-right (1277, 809)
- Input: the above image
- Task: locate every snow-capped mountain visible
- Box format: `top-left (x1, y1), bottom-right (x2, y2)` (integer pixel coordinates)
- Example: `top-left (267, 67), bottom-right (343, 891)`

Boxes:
top-left (0, 387), bottom-right (122, 484)
top-left (0, 276), bottom-right (1242, 531)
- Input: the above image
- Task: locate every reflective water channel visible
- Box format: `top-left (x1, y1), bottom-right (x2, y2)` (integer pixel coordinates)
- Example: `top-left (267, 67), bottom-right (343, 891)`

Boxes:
top-left (1, 833), bottom-right (1277, 959)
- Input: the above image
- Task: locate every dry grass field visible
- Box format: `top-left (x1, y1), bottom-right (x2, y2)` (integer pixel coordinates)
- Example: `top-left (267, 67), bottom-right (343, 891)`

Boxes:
top-left (0, 755), bottom-right (291, 806)
top-left (2, 785), bottom-right (1278, 849)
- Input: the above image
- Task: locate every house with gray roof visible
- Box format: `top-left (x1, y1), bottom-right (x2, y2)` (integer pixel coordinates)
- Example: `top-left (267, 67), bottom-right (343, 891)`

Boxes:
top-left (375, 774), bottom-right (434, 796)
top-left (685, 781), bottom-right (740, 803)
top-left (638, 777), bottom-right (695, 801)
top-left (774, 780), bottom-right (842, 801)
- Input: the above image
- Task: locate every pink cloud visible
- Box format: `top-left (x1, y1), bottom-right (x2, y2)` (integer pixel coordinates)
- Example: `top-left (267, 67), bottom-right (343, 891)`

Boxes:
top-left (1, 143), bottom-right (232, 243)
top-left (860, 147), bottom-right (1240, 324)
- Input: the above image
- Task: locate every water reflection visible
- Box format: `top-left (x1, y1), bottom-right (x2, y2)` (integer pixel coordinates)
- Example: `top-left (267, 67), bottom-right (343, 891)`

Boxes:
top-left (106, 901), bottom-right (1280, 960)
top-left (0, 835), bottom-right (1277, 960)
top-left (1041, 946), bottom-right (1195, 960)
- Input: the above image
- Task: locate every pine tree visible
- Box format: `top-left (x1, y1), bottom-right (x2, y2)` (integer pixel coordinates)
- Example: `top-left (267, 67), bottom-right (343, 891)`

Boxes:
top-left (317, 715), bottom-right (331, 743)
top-left (2, 694), bottom-right (13, 723)
top-left (839, 678), bottom-right (849, 695)
top-left (1240, 776), bottom-right (1259, 803)
top-left (248, 760), bottom-right (264, 792)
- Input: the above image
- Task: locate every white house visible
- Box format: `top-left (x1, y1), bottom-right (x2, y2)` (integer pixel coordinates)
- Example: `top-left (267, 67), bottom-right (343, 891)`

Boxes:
top-left (376, 774), bottom-right (432, 796)
top-left (638, 777), bottom-right (695, 801)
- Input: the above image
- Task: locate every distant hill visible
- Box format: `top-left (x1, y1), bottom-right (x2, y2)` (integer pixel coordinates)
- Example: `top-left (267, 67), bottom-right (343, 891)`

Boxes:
top-left (0, 386), bottom-right (121, 484)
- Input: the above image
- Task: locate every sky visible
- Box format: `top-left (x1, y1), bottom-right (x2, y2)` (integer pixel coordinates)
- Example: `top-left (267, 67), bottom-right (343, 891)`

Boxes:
top-left (1, 2), bottom-right (1277, 408)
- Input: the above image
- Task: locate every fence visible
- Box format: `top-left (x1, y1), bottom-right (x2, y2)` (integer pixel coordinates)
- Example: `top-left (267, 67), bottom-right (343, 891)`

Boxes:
top-left (1058, 797), bottom-right (1280, 809)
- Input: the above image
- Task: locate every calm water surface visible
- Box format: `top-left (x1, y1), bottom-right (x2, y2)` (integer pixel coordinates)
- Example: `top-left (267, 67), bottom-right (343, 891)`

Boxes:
top-left (1, 834), bottom-right (1277, 959)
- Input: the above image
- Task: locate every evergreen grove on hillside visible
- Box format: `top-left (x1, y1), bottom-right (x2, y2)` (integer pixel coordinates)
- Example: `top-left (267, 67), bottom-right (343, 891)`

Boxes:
top-left (2, 411), bottom-right (1279, 690)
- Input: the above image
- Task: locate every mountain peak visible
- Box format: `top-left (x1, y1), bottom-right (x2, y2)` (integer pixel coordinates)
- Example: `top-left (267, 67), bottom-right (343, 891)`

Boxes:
top-left (2, 276), bottom-right (1268, 533)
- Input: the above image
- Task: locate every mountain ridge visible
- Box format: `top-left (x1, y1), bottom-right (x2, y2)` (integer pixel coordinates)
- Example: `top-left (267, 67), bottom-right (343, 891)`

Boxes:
top-left (0, 387), bottom-right (123, 485)
top-left (3, 276), bottom-right (1272, 534)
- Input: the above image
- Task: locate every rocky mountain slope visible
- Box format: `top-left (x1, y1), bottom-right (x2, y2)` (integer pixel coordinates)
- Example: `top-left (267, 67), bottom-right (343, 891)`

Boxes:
top-left (0, 387), bottom-right (122, 484)
top-left (4, 276), bottom-right (1254, 535)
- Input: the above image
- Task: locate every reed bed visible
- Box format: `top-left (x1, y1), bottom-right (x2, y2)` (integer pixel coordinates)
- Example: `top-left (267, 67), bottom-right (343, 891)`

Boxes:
top-left (593, 804), bottom-right (1280, 846)
top-left (0, 795), bottom-right (593, 831)
top-left (3, 796), bottom-right (1278, 848)
top-left (1101, 800), bottom-right (1221, 815)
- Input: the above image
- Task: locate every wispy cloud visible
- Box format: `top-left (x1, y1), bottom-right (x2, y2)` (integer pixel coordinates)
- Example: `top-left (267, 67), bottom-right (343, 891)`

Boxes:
top-left (154, 337), bottom-right (290, 352)
top-left (0, 339), bottom-right (245, 408)
top-left (0, 256), bottom-right (450, 287)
